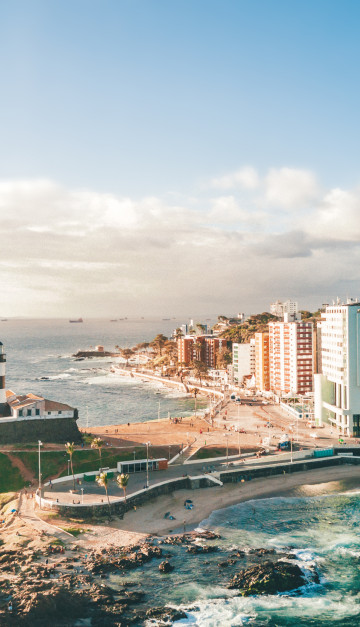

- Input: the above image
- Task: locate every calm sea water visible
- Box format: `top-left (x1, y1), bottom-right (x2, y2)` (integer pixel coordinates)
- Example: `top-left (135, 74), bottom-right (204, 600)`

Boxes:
top-left (0, 317), bottom-right (212, 428)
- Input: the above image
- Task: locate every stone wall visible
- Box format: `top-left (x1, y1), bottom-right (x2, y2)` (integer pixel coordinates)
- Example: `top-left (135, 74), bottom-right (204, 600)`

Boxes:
top-left (219, 455), bottom-right (360, 484)
top-left (0, 416), bottom-right (82, 444)
top-left (40, 475), bottom-right (215, 519)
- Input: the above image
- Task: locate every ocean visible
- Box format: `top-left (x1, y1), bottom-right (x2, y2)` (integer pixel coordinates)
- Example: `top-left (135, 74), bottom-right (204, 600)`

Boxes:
top-left (0, 317), bottom-right (212, 428)
top-left (108, 478), bottom-right (360, 626)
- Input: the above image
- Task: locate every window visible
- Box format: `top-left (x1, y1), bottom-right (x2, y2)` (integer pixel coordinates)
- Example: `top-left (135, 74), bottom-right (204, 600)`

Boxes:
top-left (27, 409), bottom-right (31, 416)
top-left (19, 410), bottom-right (23, 417)
top-left (36, 409), bottom-right (40, 416)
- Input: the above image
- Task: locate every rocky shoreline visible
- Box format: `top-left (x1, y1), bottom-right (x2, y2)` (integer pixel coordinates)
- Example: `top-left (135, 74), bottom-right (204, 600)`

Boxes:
top-left (0, 528), bottom-right (320, 626)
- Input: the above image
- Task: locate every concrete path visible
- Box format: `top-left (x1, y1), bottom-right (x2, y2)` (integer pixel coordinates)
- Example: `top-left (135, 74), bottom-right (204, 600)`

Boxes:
top-left (19, 493), bottom-right (73, 543)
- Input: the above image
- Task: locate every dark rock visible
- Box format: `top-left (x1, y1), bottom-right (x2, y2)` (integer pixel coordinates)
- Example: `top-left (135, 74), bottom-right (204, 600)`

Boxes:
top-left (145, 606), bottom-right (187, 622)
top-left (228, 560), bottom-right (306, 595)
top-left (187, 544), bottom-right (219, 554)
top-left (159, 560), bottom-right (174, 573)
top-left (248, 548), bottom-right (276, 556)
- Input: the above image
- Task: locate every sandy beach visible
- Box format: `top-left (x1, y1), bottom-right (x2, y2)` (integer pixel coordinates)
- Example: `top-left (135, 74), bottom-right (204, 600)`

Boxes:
top-left (71, 463), bottom-right (360, 549)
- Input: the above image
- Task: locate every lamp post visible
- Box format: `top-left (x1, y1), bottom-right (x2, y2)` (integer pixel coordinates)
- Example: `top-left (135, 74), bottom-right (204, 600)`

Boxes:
top-left (224, 433), bottom-right (229, 467)
top-left (81, 488), bottom-right (84, 504)
top-left (38, 440), bottom-right (43, 510)
top-left (290, 436), bottom-right (293, 463)
top-left (145, 441), bottom-right (151, 488)
top-left (67, 459), bottom-right (70, 477)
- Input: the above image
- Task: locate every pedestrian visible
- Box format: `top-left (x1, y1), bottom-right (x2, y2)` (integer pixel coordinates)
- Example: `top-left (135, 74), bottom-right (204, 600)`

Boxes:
top-left (8, 601), bottom-right (12, 612)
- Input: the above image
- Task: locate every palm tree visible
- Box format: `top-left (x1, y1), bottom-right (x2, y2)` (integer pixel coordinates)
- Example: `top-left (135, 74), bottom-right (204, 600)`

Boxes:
top-left (91, 437), bottom-right (104, 471)
top-left (150, 334), bottom-right (167, 357)
top-left (174, 328), bottom-right (184, 340)
top-left (65, 442), bottom-right (76, 490)
top-left (117, 473), bottom-right (130, 502)
top-left (192, 387), bottom-right (199, 418)
top-left (96, 472), bottom-right (112, 519)
top-left (120, 348), bottom-right (134, 367)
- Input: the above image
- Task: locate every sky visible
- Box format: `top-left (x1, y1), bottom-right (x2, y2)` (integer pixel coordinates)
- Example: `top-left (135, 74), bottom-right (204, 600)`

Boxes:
top-left (1, 0), bottom-right (360, 317)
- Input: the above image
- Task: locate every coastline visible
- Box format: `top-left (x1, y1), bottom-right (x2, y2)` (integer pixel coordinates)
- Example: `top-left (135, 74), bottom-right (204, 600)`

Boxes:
top-left (76, 464), bottom-right (360, 547)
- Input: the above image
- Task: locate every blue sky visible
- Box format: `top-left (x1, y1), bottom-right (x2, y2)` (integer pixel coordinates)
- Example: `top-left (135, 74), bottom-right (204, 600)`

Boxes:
top-left (1, 1), bottom-right (360, 316)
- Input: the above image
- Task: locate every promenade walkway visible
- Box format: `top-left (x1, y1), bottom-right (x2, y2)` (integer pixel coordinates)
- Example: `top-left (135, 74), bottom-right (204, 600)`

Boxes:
top-left (19, 492), bottom-right (73, 543)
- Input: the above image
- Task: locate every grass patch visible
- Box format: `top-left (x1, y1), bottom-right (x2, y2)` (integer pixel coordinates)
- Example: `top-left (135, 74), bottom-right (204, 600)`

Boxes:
top-left (2, 445), bottom-right (172, 491)
top-left (192, 446), bottom-right (239, 460)
top-left (0, 455), bottom-right (26, 492)
top-left (0, 492), bottom-right (17, 510)
top-left (61, 527), bottom-right (88, 537)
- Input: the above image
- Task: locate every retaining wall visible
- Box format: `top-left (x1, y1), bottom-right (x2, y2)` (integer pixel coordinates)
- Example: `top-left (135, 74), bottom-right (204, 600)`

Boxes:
top-left (37, 474), bottom-right (217, 519)
top-left (0, 416), bottom-right (82, 444)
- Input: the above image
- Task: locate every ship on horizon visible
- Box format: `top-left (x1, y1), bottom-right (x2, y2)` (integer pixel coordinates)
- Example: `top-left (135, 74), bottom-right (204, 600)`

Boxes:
top-left (69, 318), bottom-right (83, 323)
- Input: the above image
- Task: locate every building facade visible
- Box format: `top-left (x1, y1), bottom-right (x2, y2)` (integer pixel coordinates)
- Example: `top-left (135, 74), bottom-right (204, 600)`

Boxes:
top-left (314, 301), bottom-right (360, 436)
top-left (177, 336), bottom-right (227, 368)
top-left (254, 332), bottom-right (270, 391)
top-left (232, 341), bottom-right (255, 384)
top-left (268, 318), bottom-right (313, 395)
top-left (270, 299), bottom-right (298, 318)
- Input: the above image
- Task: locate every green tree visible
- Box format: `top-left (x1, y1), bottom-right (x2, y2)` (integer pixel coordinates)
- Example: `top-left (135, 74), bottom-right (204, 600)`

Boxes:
top-left (91, 437), bottom-right (104, 471)
top-left (217, 348), bottom-right (232, 369)
top-left (96, 472), bottom-right (112, 519)
top-left (65, 442), bottom-right (76, 490)
top-left (117, 473), bottom-right (130, 502)
top-left (192, 360), bottom-right (209, 385)
top-left (150, 334), bottom-right (168, 356)
top-left (120, 348), bottom-right (134, 366)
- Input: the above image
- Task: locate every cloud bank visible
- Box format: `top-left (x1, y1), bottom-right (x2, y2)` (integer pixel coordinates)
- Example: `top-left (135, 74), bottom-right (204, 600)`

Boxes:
top-left (1, 166), bottom-right (359, 316)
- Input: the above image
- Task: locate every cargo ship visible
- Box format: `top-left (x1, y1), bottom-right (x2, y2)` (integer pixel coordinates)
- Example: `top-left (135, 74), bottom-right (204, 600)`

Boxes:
top-left (69, 318), bottom-right (83, 323)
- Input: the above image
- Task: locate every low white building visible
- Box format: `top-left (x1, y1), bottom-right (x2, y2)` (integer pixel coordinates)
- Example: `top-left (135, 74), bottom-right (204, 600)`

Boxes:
top-left (232, 340), bottom-right (255, 384)
top-left (4, 390), bottom-right (75, 421)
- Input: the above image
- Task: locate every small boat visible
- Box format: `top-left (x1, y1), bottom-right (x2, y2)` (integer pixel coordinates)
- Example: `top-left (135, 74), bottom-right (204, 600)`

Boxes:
top-left (69, 318), bottom-right (83, 323)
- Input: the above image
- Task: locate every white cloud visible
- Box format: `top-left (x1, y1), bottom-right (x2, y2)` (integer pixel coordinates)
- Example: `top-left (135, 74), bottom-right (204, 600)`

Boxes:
top-left (305, 187), bottom-right (360, 240)
top-left (0, 172), bottom-right (359, 316)
top-left (211, 166), bottom-right (260, 190)
top-left (265, 167), bottom-right (319, 209)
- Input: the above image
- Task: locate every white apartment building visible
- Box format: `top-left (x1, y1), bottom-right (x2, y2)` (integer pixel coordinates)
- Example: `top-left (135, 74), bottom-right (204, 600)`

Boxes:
top-left (314, 300), bottom-right (360, 436)
top-left (268, 316), bottom-right (313, 395)
top-left (232, 340), bottom-right (255, 384)
top-left (270, 299), bottom-right (298, 318)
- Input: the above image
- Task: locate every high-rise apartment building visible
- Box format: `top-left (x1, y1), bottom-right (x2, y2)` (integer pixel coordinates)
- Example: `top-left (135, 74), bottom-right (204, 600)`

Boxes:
top-left (270, 299), bottom-right (298, 318)
top-left (255, 332), bottom-right (270, 391)
top-left (314, 300), bottom-right (360, 436)
top-left (177, 336), bottom-right (227, 368)
top-left (268, 317), bottom-right (313, 395)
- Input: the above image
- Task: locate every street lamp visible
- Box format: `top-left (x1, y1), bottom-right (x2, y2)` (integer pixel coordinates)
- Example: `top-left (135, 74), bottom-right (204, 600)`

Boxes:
top-left (38, 440), bottom-right (43, 510)
top-left (224, 433), bottom-right (229, 467)
top-left (144, 441), bottom-right (151, 488)
top-left (67, 459), bottom-right (70, 476)
top-left (81, 488), bottom-right (84, 504)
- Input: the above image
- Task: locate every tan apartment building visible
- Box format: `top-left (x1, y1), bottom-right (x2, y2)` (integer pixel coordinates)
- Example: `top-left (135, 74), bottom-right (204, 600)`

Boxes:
top-left (268, 317), bottom-right (313, 395)
top-left (254, 332), bottom-right (270, 391)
